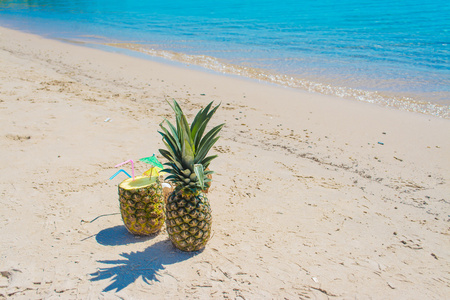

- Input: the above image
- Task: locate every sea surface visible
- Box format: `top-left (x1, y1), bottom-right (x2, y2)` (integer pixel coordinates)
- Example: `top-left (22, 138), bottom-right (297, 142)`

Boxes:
top-left (0, 0), bottom-right (449, 117)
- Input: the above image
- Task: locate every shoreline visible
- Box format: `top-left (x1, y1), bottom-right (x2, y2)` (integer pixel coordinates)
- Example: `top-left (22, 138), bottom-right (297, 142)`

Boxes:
top-left (1, 26), bottom-right (449, 298)
top-left (79, 39), bottom-right (450, 119)
top-left (1, 21), bottom-right (448, 118)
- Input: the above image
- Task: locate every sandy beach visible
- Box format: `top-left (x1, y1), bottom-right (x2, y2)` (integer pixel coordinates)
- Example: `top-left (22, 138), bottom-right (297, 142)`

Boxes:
top-left (0, 26), bottom-right (449, 299)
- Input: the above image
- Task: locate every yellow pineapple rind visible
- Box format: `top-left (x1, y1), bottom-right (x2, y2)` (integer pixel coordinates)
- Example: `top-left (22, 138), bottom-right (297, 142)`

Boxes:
top-left (118, 176), bottom-right (165, 235)
top-left (166, 191), bottom-right (211, 252)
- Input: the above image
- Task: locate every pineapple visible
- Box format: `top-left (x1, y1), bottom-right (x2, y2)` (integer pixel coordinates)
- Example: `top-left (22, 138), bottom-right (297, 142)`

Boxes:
top-left (159, 100), bottom-right (224, 251)
top-left (118, 175), bottom-right (165, 235)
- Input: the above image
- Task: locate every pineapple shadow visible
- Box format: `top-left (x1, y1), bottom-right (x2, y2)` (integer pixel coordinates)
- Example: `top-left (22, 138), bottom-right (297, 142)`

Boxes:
top-left (95, 225), bottom-right (158, 246)
top-left (90, 239), bottom-right (200, 292)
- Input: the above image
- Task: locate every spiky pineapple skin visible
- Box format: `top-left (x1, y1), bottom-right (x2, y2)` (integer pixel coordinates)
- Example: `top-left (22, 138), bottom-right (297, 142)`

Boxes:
top-left (165, 191), bottom-right (212, 251)
top-left (118, 178), bottom-right (164, 235)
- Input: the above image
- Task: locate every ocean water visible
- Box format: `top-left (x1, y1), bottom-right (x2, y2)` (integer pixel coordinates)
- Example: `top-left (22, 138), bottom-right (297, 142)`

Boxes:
top-left (0, 0), bottom-right (449, 117)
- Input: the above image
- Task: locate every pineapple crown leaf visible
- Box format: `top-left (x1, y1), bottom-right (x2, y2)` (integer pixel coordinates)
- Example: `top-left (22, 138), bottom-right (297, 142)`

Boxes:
top-left (193, 103), bottom-right (221, 150)
top-left (190, 101), bottom-right (213, 137)
top-left (171, 105), bottom-right (196, 168)
top-left (158, 128), bottom-right (180, 160)
top-left (160, 165), bottom-right (179, 174)
top-left (194, 164), bottom-right (205, 189)
top-left (174, 105), bottom-right (193, 143)
top-left (165, 174), bottom-right (181, 182)
top-left (160, 139), bottom-right (178, 161)
top-left (164, 119), bottom-right (182, 151)
top-left (201, 155), bottom-right (218, 169)
top-left (158, 99), bottom-right (224, 192)
top-left (158, 149), bottom-right (175, 163)
top-left (195, 136), bottom-right (219, 166)
top-left (167, 99), bottom-right (184, 121)
top-left (195, 123), bottom-right (224, 164)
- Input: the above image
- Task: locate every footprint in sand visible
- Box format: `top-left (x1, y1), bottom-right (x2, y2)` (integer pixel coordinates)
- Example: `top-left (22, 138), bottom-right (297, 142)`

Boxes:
top-left (213, 145), bottom-right (230, 153)
top-left (5, 134), bottom-right (31, 141)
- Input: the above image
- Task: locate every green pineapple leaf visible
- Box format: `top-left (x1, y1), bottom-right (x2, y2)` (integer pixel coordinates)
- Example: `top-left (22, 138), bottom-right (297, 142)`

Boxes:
top-left (158, 127), bottom-right (180, 159)
top-left (201, 155), bottom-right (218, 169)
top-left (159, 149), bottom-right (175, 162)
top-left (193, 103), bottom-right (221, 151)
top-left (158, 99), bottom-right (224, 193)
top-left (194, 164), bottom-right (205, 189)
top-left (195, 123), bottom-right (224, 164)
top-left (164, 119), bottom-right (182, 152)
top-left (191, 102), bottom-right (213, 141)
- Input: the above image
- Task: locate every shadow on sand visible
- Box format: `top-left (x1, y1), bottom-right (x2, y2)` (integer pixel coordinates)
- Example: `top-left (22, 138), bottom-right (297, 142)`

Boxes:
top-left (90, 239), bottom-right (200, 292)
top-left (95, 225), bottom-right (159, 246)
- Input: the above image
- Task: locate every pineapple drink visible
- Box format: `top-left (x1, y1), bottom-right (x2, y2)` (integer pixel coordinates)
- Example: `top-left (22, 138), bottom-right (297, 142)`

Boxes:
top-left (118, 175), bottom-right (165, 235)
top-left (159, 100), bottom-right (224, 251)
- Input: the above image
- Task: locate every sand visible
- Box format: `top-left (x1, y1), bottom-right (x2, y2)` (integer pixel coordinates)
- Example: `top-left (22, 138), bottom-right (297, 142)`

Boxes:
top-left (0, 26), bottom-right (449, 299)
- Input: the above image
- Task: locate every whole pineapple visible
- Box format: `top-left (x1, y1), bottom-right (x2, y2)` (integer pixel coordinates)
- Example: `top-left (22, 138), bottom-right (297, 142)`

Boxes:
top-left (159, 100), bottom-right (224, 251)
top-left (118, 175), bottom-right (165, 235)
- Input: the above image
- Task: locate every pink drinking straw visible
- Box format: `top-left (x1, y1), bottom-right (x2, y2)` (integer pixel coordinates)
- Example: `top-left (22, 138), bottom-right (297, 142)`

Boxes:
top-left (115, 159), bottom-right (135, 181)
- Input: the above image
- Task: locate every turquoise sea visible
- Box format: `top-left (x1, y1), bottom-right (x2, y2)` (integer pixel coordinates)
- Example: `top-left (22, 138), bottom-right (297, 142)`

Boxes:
top-left (0, 0), bottom-right (449, 117)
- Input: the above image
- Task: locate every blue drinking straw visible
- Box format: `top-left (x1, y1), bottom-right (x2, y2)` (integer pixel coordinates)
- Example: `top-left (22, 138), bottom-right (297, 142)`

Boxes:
top-left (109, 169), bottom-right (132, 180)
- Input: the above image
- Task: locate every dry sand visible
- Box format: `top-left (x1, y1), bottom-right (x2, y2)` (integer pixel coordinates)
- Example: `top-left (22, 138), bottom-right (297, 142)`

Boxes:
top-left (0, 26), bottom-right (449, 299)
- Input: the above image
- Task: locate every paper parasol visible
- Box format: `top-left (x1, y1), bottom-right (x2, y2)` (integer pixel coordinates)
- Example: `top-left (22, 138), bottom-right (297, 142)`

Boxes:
top-left (139, 155), bottom-right (163, 170)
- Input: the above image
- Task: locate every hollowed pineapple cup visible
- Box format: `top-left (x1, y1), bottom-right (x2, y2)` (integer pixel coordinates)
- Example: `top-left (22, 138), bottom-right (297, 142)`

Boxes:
top-left (118, 175), bottom-right (165, 235)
